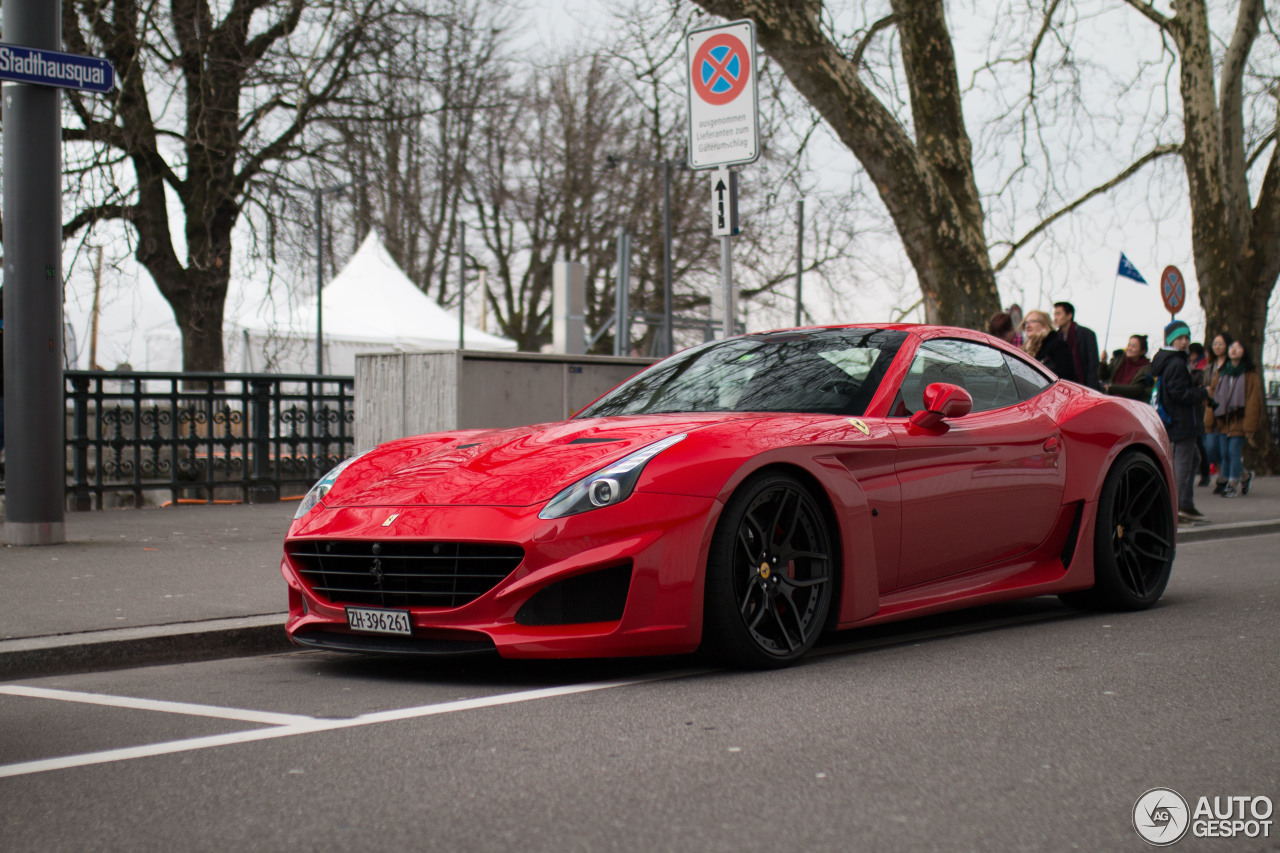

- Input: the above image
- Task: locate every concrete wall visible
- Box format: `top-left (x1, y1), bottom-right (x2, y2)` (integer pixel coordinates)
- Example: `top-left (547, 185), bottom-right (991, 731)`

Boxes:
top-left (355, 350), bottom-right (654, 451)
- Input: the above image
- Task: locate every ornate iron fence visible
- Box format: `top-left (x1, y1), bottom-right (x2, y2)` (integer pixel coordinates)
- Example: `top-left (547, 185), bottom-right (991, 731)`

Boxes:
top-left (0, 371), bottom-right (354, 508)
top-left (0, 378), bottom-right (1275, 507)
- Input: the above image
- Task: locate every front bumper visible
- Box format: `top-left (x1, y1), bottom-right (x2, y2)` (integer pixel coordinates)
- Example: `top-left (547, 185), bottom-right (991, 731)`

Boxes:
top-left (281, 492), bottom-right (720, 659)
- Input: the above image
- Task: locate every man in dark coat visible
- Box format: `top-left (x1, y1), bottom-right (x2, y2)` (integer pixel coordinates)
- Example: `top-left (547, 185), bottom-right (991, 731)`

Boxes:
top-left (1053, 301), bottom-right (1101, 391)
top-left (1150, 320), bottom-right (1210, 522)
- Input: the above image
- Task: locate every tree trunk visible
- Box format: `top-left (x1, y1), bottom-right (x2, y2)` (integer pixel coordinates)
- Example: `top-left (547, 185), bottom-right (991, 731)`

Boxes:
top-left (168, 270), bottom-right (230, 374)
top-left (1168, 0), bottom-right (1280, 472)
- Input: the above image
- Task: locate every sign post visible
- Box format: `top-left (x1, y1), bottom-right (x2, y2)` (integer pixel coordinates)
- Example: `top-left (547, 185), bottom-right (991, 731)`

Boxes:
top-left (688, 20), bottom-right (758, 340)
top-left (2, 8), bottom-right (116, 545)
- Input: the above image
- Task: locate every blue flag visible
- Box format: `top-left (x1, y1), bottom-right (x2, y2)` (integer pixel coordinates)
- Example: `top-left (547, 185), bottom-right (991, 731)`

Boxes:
top-left (1117, 253), bottom-right (1148, 284)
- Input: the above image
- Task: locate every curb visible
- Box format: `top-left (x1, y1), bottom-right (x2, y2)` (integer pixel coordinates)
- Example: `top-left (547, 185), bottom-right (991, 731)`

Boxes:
top-left (1177, 519), bottom-right (1280, 544)
top-left (0, 614), bottom-right (291, 681)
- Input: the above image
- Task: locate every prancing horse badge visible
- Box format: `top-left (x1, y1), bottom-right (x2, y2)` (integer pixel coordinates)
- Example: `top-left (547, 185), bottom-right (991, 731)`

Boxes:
top-left (848, 418), bottom-right (870, 436)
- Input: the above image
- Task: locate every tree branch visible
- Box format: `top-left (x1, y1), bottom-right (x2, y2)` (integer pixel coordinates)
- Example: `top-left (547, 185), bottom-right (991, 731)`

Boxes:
top-left (992, 143), bottom-right (1182, 272)
top-left (849, 14), bottom-right (896, 69)
top-left (1119, 0), bottom-right (1172, 31)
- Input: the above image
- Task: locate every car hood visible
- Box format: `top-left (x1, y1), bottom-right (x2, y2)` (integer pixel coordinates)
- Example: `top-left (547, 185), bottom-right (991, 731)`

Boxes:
top-left (326, 414), bottom-right (742, 508)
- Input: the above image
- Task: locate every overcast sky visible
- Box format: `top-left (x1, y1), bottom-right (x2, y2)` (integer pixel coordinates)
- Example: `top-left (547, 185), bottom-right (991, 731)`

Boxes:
top-left (62, 1), bottom-right (1279, 374)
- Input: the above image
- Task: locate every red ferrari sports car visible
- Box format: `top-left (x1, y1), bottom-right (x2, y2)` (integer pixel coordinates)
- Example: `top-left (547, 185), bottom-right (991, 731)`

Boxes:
top-left (282, 324), bottom-right (1177, 667)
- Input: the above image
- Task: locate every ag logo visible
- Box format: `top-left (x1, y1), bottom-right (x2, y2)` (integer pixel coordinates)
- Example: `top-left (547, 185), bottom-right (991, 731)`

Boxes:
top-left (1134, 788), bottom-right (1190, 846)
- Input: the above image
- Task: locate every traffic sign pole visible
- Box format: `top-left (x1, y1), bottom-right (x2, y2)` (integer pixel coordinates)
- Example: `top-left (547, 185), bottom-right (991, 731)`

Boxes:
top-left (3, 0), bottom-right (66, 545)
top-left (690, 22), bottom-right (757, 341)
top-left (720, 234), bottom-right (735, 339)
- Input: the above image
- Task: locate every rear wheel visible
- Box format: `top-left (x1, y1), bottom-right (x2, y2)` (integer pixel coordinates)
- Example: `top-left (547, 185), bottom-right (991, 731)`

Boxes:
top-left (1062, 451), bottom-right (1174, 611)
top-left (702, 473), bottom-right (835, 668)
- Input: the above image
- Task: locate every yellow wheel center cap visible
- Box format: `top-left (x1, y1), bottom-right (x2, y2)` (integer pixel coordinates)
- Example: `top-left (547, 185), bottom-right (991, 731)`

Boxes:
top-left (759, 563), bottom-right (771, 579)
top-left (1117, 525), bottom-right (1125, 540)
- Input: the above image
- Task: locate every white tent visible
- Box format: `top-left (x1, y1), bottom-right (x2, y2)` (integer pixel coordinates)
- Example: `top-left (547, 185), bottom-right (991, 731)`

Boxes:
top-left (137, 233), bottom-right (515, 375)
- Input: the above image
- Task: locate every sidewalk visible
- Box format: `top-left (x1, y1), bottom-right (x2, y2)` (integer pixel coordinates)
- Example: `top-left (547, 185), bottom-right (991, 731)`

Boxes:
top-left (1, 501), bottom-right (297, 679)
top-left (2, 478), bottom-right (1278, 680)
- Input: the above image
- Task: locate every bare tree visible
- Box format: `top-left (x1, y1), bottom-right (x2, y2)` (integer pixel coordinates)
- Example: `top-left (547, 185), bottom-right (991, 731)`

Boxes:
top-left (685, 0), bottom-right (1001, 329)
top-left (58, 0), bottom-right (387, 372)
top-left (1117, 0), bottom-right (1278, 369)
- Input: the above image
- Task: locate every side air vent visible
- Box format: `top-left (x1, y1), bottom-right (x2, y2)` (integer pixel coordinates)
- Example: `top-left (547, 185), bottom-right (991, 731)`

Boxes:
top-left (1060, 502), bottom-right (1084, 569)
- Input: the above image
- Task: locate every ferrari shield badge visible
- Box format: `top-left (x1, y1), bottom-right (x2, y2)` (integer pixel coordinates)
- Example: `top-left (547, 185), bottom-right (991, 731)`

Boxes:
top-left (382, 513), bottom-right (400, 527)
top-left (847, 418), bottom-right (870, 436)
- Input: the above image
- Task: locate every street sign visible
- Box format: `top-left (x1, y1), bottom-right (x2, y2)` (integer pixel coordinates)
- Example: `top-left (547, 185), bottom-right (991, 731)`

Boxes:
top-left (1160, 265), bottom-right (1186, 315)
top-left (710, 168), bottom-right (739, 236)
top-left (0, 43), bottom-right (115, 93)
top-left (686, 20), bottom-right (759, 170)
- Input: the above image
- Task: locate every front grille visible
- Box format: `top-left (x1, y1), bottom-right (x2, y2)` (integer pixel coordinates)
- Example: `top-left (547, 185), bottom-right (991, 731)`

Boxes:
top-left (288, 540), bottom-right (524, 609)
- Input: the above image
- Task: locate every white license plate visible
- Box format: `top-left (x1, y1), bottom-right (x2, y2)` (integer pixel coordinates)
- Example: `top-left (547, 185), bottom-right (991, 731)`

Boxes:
top-left (345, 606), bottom-right (412, 636)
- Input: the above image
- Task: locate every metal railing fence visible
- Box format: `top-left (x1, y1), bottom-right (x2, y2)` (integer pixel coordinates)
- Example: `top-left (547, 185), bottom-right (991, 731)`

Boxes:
top-left (0, 371), bottom-right (354, 508)
top-left (0, 380), bottom-right (1276, 508)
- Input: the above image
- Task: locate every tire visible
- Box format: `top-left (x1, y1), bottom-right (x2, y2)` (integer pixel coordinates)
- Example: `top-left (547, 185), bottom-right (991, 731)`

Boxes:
top-left (1061, 451), bottom-right (1175, 611)
top-left (702, 473), bottom-right (836, 668)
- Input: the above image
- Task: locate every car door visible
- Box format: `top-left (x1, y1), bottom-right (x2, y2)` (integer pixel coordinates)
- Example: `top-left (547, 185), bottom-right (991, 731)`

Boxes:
top-left (887, 339), bottom-right (1068, 589)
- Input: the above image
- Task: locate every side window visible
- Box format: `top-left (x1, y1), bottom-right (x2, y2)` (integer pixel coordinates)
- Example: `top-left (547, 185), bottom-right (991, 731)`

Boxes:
top-left (892, 339), bottom-right (1021, 415)
top-left (1004, 353), bottom-right (1054, 401)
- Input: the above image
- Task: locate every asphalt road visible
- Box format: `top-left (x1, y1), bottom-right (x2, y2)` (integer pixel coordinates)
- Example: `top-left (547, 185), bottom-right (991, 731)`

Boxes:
top-left (2, 532), bottom-right (1278, 853)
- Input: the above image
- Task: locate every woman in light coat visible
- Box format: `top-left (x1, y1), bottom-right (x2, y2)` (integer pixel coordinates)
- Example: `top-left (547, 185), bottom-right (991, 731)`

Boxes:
top-left (1204, 340), bottom-right (1264, 498)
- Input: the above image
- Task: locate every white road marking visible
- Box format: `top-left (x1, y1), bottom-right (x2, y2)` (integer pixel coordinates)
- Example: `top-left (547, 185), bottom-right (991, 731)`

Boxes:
top-left (0, 685), bottom-right (317, 726)
top-left (0, 672), bottom-right (692, 779)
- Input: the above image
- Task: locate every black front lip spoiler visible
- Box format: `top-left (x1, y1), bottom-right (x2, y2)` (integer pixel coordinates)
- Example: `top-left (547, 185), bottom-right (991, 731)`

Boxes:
top-left (290, 630), bottom-right (497, 657)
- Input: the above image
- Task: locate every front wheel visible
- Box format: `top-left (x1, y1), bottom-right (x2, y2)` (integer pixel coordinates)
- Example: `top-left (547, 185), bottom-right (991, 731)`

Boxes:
top-left (702, 473), bottom-right (836, 668)
top-left (1062, 451), bottom-right (1175, 611)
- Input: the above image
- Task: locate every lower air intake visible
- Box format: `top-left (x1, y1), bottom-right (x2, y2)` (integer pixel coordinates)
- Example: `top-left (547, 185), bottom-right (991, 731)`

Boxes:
top-left (515, 563), bottom-right (632, 626)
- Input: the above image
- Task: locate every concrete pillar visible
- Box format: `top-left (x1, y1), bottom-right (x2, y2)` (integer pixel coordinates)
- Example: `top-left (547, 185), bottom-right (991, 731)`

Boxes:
top-left (553, 262), bottom-right (585, 355)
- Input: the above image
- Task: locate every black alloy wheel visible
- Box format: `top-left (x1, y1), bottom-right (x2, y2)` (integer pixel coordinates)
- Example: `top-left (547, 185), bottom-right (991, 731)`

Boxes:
top-left (1063, 451), bottom-right (1175, 611)
top-left (703, 473), bottom-right (835, 667)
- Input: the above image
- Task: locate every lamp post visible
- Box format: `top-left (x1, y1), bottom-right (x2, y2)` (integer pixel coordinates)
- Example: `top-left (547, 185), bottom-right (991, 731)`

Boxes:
top-left (605, 154), bottom-right (686, 358)
top-left (313, 181), bottom-right (361, 374)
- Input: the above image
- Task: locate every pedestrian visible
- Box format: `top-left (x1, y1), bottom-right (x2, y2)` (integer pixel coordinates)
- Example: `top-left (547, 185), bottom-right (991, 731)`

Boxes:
top-left (1199, 332), bottom-right (1233, 482)
top-left (987, 312), bottom-right (1018, 344)
top-left (1188, 342), bottom-right (1211, 485)
top-left (1006, 304), bottom-right (1024, 347)
top-left (1053, 301), bottom-right (1101, 390)
top-left (1204, 339), bottom-right (1264, 498)
top-left (1150, 320), bottom-right (1210, 523)
top-left (1098, 334), bottom-right (1152, 400)
top-left (1202, 332), bottom-right (1233, 390)
top-left (1021, 310), bottom-right (1077, 381)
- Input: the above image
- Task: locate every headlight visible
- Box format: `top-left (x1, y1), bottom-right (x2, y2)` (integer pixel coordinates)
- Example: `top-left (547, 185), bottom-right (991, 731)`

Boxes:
top-left (294, 452), bottom-right (367, 519)
top-left (539, 434), bottom-right (686, 520)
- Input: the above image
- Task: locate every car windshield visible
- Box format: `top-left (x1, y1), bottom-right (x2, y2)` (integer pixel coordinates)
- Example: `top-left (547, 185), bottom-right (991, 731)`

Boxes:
top-left (579, 328), bottom-right (907, 417)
